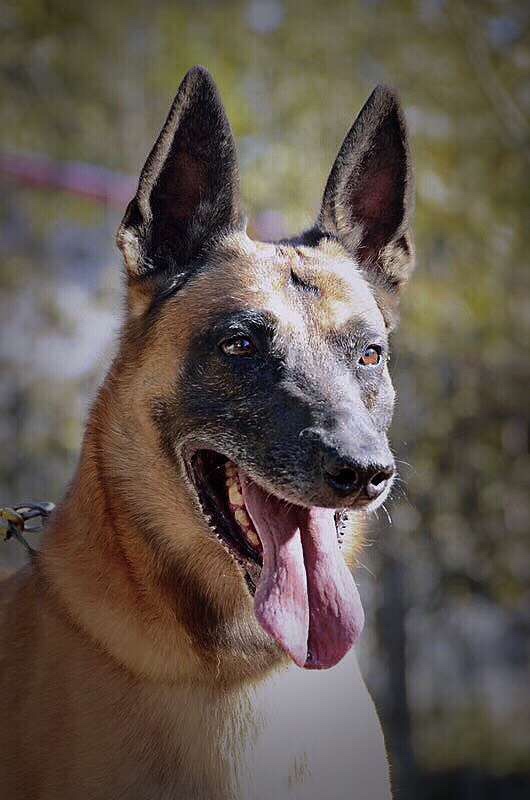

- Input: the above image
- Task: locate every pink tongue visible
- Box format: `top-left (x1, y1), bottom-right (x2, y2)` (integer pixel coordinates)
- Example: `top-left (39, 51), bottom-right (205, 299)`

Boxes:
top-left (240, 476), bottom-right (364, 669)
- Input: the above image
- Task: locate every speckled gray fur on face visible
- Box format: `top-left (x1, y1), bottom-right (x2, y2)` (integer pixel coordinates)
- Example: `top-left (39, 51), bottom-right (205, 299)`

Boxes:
top-left (118, 67), bottom-right (414, 507)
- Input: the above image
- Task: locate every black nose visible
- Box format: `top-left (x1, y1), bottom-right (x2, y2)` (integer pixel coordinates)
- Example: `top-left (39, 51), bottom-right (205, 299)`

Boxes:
top-left (322, 454), bottom-right (394, 500)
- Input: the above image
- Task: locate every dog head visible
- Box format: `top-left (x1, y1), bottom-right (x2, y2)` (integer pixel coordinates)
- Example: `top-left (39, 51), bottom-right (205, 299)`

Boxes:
top-left (116, 67), bottom-right (414, 672)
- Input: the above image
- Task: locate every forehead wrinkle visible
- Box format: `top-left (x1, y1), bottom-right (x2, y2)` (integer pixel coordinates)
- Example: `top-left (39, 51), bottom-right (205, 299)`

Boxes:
top-left (300, 268), bottom-right (384, 333)
top-left (208, 240), bottom-right (310, 336)
top-left (279, 245), bottom-right (380, 330)
top-left (160, 233), bottom-right (383, 342)
top-left (254, 246), bottom-right (363, 332)
top-left (161, 244), bottom-right (307, 340)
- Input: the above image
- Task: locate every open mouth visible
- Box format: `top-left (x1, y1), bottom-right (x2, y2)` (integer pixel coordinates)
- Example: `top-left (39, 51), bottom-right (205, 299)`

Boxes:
top-left (188, 449), bottom-right (364, 670)
top-left (189, 450), bottom-right (264, 590)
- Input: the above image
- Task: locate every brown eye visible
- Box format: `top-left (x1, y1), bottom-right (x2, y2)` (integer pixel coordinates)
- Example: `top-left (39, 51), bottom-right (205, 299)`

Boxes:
top-left (359, 345), bottom-right (381, 367)
top-left (220, 335), bottom-right (256, 357)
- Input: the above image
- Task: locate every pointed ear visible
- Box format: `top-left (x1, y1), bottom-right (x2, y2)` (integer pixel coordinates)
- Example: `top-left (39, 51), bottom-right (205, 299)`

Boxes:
top-left (117, 66), bottom-right (242, 285)
top-left (318, 86), bottom-right (414, 325)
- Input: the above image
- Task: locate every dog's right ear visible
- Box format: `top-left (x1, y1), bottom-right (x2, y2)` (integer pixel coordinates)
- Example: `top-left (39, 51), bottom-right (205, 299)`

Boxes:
top-left (117, 66), bottom-right (242, 296)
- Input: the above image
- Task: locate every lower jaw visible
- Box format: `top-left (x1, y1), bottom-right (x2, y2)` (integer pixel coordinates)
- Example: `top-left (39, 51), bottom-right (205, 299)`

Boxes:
top-left (187, 449), bottom-right (364, 671)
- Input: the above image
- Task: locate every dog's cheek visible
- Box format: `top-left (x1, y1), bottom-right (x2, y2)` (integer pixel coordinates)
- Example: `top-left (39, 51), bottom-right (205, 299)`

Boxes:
top-left (366, 369), bottom-right (395, 433)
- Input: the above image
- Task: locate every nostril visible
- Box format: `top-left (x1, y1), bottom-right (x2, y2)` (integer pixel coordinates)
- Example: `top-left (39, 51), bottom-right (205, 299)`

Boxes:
top-left (366, 466), bottom-right (395, 498)
top-left (335, 467), bottom-right (358, 489)
top-left (323, 463), bottom-right (359, 495)
top-left (370, 469), bottom-right (391, 487)
top-left (322, 454), bottom-right (395, 499)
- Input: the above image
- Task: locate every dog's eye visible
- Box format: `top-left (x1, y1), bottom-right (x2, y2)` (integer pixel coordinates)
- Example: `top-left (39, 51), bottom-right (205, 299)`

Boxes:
top-left (220, 335), bottom-right (256, 357)
top-left (359, 345), bottom-right (382, 367)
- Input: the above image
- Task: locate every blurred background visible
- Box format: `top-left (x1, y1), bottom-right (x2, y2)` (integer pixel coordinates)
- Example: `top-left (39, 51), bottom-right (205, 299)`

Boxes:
top-left (1, 1), bottom-right (529, 797)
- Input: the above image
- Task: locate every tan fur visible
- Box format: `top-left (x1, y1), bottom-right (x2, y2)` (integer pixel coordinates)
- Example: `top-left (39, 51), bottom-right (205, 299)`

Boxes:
top-left (0, 236), bottom-right (391, 799)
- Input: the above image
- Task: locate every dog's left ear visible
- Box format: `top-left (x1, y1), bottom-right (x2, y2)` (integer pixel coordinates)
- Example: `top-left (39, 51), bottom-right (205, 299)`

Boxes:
top-left (117, 66), bottom-right (242, 297)
top-left (318, 86), bottom-right (414, 327)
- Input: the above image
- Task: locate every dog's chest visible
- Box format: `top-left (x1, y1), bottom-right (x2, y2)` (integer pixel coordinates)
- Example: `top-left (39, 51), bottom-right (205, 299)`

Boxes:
top-left (240, 653), bottom-right (390, 800)
top-left (149, 652), bottom-right (390, 800)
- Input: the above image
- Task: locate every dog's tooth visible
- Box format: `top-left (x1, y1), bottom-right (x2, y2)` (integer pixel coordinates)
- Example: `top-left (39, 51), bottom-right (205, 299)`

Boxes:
top-left (235, 508), bottom-right (250, 528)
top-left (228, 484), bottom-right (243, 506)
top-left (245, 528), bottom-right (261, 550)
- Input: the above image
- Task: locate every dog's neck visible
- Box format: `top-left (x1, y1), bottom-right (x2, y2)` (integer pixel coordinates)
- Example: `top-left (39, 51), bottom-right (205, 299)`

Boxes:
top-left (40, 363), bottom-right (282, 686)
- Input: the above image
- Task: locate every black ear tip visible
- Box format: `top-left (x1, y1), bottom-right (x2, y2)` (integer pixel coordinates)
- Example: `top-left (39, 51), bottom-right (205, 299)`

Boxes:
top-left (181, 64), bottom-right (217, 92)
top-left (369, 84), bottom-right (402, 113)
top-left (175, 65), bottom-right (224, 112)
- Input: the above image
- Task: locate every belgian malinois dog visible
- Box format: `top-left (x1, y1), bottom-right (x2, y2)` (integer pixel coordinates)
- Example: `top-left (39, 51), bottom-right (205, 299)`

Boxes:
top-left (0, 66), bottom-right (414, 799)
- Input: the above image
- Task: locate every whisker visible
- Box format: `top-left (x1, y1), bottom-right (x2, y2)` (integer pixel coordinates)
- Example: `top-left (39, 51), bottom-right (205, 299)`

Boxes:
top-left (381, 504), bottom-right (393, 525)
top-left (357, 560), bottom-right (376, 578)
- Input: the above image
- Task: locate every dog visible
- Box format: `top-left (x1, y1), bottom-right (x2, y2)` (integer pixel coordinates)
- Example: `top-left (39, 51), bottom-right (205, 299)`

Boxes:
top-left (0, 66), bottom-right (414, 799)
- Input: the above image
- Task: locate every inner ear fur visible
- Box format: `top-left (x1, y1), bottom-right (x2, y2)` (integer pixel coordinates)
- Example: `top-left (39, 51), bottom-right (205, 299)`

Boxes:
top-left (117, 66), bottom-right (242, 284)
top-left (318, 85), bottom-right (415, 324)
